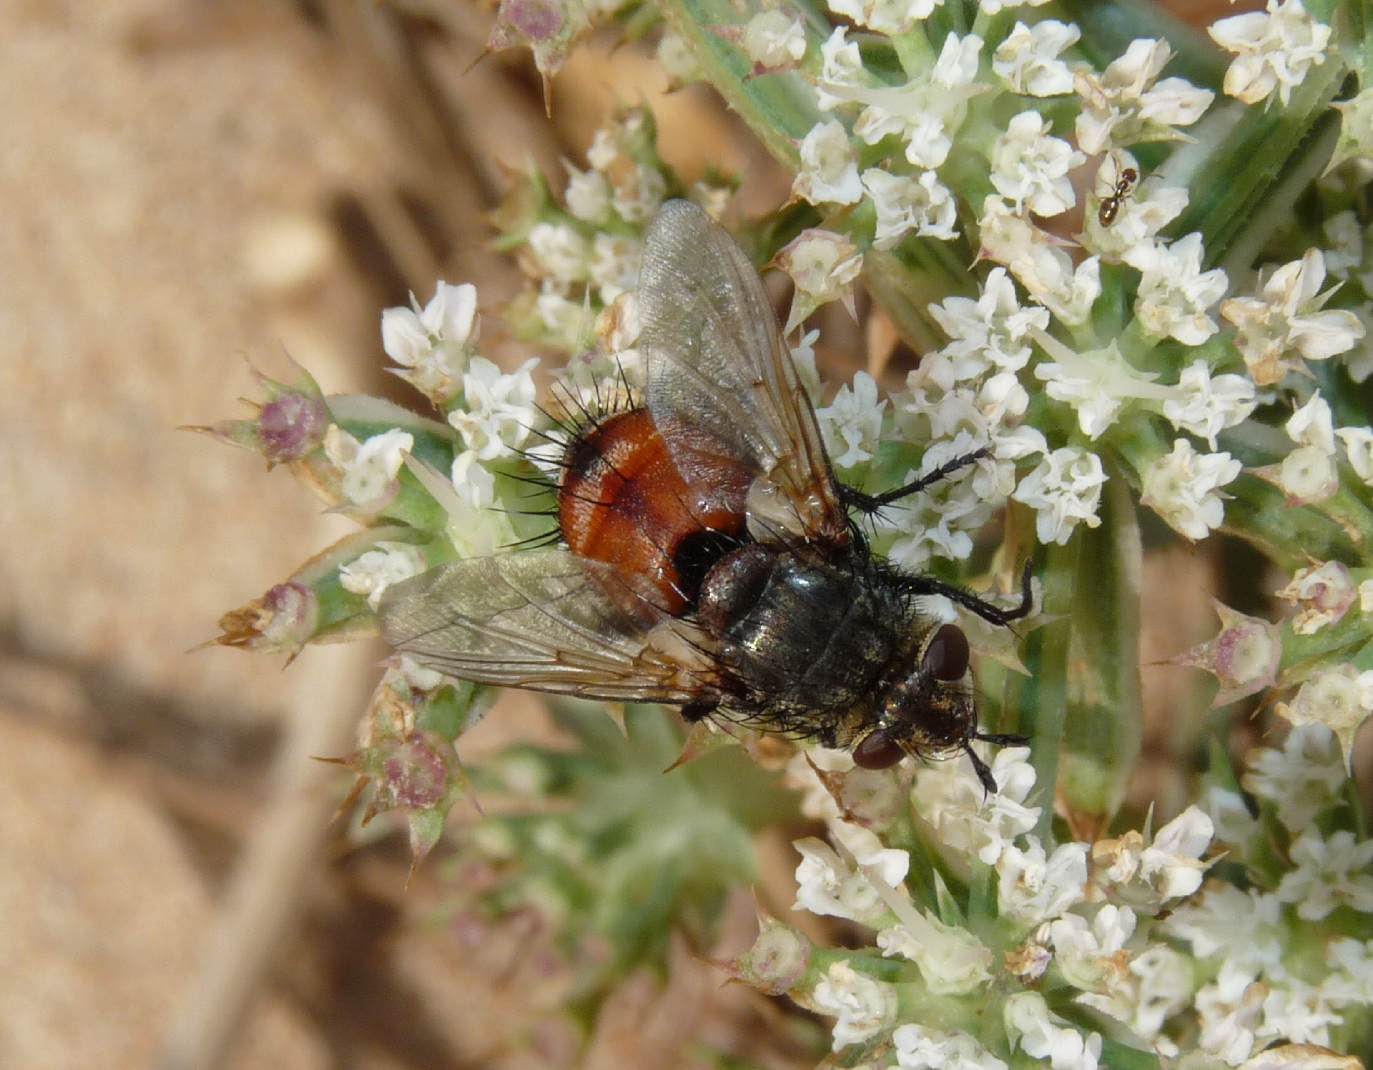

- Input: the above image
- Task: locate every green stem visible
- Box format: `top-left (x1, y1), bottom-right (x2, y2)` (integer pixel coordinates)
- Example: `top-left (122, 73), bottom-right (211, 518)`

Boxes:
top-left (1058, 472), bottom-right (1144, 826)
top-left (1005, 540), bottom-right (1076, 842)
top-left (1218, 107), bottom-right (1343, 285)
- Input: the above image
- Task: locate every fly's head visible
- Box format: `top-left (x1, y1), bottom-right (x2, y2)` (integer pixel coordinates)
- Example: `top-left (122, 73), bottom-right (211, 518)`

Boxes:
top-left (850, 622), bottom-right (977, 773)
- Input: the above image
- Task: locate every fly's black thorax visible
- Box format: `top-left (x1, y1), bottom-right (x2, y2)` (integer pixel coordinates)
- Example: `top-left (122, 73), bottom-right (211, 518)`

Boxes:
top-left (696, 544), bottom-right (911, 735)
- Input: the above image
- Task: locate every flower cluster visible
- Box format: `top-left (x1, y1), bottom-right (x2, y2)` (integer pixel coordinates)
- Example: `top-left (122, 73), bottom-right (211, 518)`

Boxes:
top-left (201, 1), bottom-right (1373, 1066)
top-left (765, 729), bottom-right (1373, 1066)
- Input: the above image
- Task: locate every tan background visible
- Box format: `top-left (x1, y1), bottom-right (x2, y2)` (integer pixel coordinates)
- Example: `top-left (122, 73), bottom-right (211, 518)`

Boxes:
top-left (0, 1), bottom-right (1264, 1067)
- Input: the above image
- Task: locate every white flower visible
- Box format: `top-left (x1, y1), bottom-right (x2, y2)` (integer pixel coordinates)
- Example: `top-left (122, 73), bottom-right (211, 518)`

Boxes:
top-left (447, 357), bottom-right (539, 461)
top-left (1275, 829), bottom-right (1373, 919)
top-left (1221, 250), bottom-right (1366, 385)
top-left (1012, 447), bottom-right (1108, 546)
top-left (1243, 724), bottom-right (1346, 831)
top-left (564, 163), bottom-right (611, 223)
top-left (996, 837), bottom-right (1088, 926)
top-left (1276, 560), bottom-right (1356, 635)
top-left (1092, 806), bottom-right (1214, 906)
top-left (989, 111), bottom-right (1085, 217)
top-left (1004, 992), bottom-right (1102, 1070)
top-left (1322, 211), bottom-right (1367, 283)
top-left (874, 444), bottom-right (989, 566)
top-left (589, 233), bottom-right (642, 303)
top-left (656, 29), bottom-right (699, 83)
top-left (1270, 445), bottom-right (1340, 504)
top-left (527, 222), bottom-right (590, 284)
top-left (893, 1023), bottom-right (1008, 1070)
top-left (1196, 961), bottom-right (1266, 1065)
top-left (823, 32), bottom-right (984, 169)
top-left (1286, 391), bottom-right (1336, 454)
top-left (1210, 0), bottom-right (1332, 107)
top-left (1161, 883), bottom-right (1285, 975)
top-left (876, 913), bottom-right (994, 994)
top-left (911, 746), bottom-right (1039, 865)
top-left (381, 281), bottom-right (479, 402)
top-left (450, 449), bottom-right (496, 510)
top-left (1047, 905), bottom-right (1136, 992)
top-left (1083, 155), bottom-right (1190, 264)
top-left (788, 327), bottom-right (823, 401)
top-left (1337, 426), bottom-right (1373, 485)
top-left (928, 268), bottom-right (1048, 377)
top-left (1076, 944), bottom-right (1193, 1040)
top-left (1324, 938), bottom-right (1373, 1007)
top-left (609, 164), bottom-right (666, 223)
top-left (817, 372), bottom-right (886, 468)
top-left (1275, 664), bottom-right (1373, 768)
top-left (596, 289), bottom-right (642, 355)
top-left (993, 20), bottom-right (1079, 97)
top-left (862, 168), bottom-right (958, 248)
top-left (742, 10), bottom-right (807, 69)
top-left (827, 0), bottom-right (942, 35)
top-left (809, 961), bottom-right (897, 1050)
top-left (1033, 338), bottom-right (1170, 440)
top-left (774, 228), bottom-right (863, 333)
top-left (815, 27), bottom-right (864, 112)
top-left (793, 836), bottom-right (909, 924)
top-left (1124, 233), bottom-right (1228, 345)
top-left (793, 121), bottom-right (863, 206)
top-left (1258, 980), bottom-right (1343, 1047)
top-left (977, 199), bottom-right (1101, 325)
top-left (323, 426), bottom-right (414, 507)
top-left (1140, 439), bottom-right (1242, 540)
top-left (397, 654), bottom-right (444, 692)
top-left (1074, 38), bottom-right (1213, 154)
top-left (1161, 360), bottom-right (1258, 448)
top-left (338, 542), bottom-right (427, 610)
top-left (534, 282), bottom-right (592, 347)
top-left (1204, 785), bottom-right (1263, 856)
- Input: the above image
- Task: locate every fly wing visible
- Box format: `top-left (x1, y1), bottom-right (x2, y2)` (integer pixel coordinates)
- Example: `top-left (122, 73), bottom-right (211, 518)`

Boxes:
top-left (380, 550), bottom-right (719, 704)
top-left (638, 200), bottom-right (848, 546)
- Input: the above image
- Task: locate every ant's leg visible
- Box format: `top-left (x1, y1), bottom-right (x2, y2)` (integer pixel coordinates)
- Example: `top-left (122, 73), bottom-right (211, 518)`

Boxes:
top-left (840, 448), bottom-right (990, 514)
top-left (899, 561), bottom-right (1035, 627)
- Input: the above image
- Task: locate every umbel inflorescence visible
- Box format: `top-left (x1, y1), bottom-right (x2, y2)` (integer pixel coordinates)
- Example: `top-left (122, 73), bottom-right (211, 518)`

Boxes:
top-left (201, 1), bottom-right (1373, 1067)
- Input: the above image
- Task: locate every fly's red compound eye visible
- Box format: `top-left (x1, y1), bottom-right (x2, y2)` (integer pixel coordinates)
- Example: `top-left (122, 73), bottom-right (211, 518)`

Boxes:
top-left (852, 730), bottom-right (905, 769)
top-left (922, 623), bottom-right (969, 681)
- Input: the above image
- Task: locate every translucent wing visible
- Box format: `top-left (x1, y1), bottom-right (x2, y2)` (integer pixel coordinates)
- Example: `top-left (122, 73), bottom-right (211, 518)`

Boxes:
top-left (639, 200), bottom-right (848, 546)
top-left (380, 550), bottom-right (719, 703)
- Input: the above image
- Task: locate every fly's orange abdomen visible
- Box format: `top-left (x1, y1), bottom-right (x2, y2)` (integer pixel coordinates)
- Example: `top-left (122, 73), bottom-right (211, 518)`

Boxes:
top-left (559, 408), bottom-right (750, 613)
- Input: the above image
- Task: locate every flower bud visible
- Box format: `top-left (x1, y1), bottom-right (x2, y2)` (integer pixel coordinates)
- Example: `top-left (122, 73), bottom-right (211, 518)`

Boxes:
top-left (188, 357), bottom-right (329, 466)
top-left (718, 914), bottom-right (813, 995)
top-left (1171, 600), bottom-right (1282, 707)
top-left (1276, 561), bottom-right (1356, 635)
top-left (212, 581), bottom-right (319, 656)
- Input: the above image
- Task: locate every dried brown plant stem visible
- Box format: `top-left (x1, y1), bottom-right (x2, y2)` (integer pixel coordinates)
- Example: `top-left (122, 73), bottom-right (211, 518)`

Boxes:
top-left (158, 643), bottom-right (374, 1070)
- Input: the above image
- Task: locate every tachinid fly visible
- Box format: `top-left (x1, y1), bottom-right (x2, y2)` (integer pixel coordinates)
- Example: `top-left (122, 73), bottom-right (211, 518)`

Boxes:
top-left (381, 200), bottom-right (1032, 792)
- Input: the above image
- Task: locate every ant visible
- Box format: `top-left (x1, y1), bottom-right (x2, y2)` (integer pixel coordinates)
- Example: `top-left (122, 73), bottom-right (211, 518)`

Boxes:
top-left (1098, 165), bottom-right (1139, 227)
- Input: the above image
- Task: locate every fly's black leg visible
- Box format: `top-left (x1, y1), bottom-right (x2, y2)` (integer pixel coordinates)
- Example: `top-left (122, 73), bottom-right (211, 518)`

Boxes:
top-left (965, 744), bottom-right (999, 796)
top-left (681, 698), bottom-right (719, 723)
top-left (975, 731), bottom-right (1031, 746)
top-left (840, 447), bottom-right (991, 514)
top-left (898, 560), bottom-right (1035, 628)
